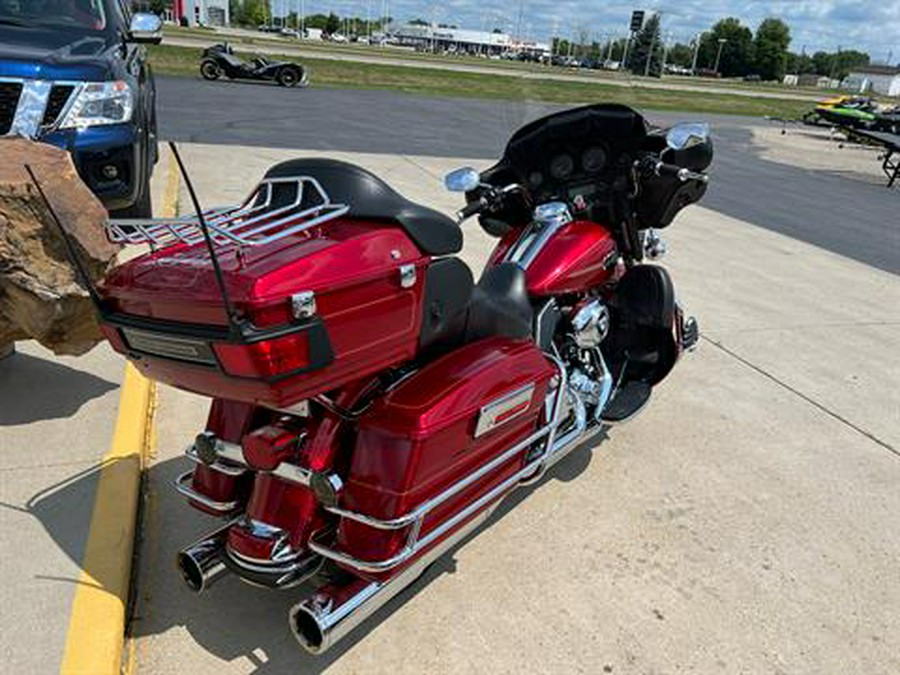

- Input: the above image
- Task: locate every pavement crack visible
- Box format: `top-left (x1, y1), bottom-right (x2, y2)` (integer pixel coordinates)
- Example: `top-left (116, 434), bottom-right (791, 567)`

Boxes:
top-left (701, 335), bottom-right (899, 460)
top-left (713, 320), bottom-right (900, 334)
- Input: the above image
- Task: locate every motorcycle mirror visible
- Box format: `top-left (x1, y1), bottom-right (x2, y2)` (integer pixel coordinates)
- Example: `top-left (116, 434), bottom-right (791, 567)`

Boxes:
top-left (129, 13), bottom-right (163, 44)
top-left (665, 122), bottom-right (710, 151)
top-left (444, 167), bottom-right (481, 193)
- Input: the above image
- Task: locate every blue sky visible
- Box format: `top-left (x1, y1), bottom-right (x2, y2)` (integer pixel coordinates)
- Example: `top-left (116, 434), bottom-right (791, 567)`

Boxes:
top-left (277, 1), bottom-right (898, 62)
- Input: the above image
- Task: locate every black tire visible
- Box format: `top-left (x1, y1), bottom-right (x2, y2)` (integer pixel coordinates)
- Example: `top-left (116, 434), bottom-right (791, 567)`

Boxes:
top-left (277, 66), bottom-right (301, 87)
top-left (200, 59), bottom-right (221, 81)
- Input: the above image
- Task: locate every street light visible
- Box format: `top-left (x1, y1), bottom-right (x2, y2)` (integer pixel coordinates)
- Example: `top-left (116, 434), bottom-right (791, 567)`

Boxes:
top-left (690, 30), bottom-right (706, 76)
top-left (713, 37), bottom-right (727, 75)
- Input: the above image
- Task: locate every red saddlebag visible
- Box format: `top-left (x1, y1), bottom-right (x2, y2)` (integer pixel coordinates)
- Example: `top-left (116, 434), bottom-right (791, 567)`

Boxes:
top-left (336, 337), bottom-right (555, 573)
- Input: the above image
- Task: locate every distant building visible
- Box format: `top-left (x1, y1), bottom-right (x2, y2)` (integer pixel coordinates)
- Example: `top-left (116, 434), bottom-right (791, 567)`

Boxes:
top-left (389, 23), bottom-right (549, 57)
top-left (171, 0), bottom-right (229, 27)
top-left (844, 64), bottom-right (900, 96)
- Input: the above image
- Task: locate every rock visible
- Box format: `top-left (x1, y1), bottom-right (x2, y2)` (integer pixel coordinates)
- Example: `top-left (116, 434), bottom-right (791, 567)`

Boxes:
top-left (0, 138), bottom-right (121, 356)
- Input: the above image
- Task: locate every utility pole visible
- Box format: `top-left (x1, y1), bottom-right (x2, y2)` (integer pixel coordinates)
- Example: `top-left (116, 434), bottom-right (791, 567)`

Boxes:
top-left (690, 32), bottom-right (703, 75)
top-left (644, 30), bottom-right (657, 76)
top-left (660, 33), bottom-right (670, 76)
top-left (713, 37), bottom-right (727, 75)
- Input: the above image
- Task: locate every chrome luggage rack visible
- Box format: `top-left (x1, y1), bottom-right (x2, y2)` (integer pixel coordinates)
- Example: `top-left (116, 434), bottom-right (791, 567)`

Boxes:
top-left (106, 175), bottom-right (351, 248)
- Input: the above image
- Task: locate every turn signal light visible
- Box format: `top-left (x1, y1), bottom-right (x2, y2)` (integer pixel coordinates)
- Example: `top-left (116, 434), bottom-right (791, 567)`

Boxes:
top-left (214, 332), bottom-right (310, 379)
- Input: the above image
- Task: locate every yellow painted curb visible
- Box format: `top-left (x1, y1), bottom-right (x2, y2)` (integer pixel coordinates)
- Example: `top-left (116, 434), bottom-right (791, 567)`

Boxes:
top-left (60, 149), bottom-right (178, 675)
top-left (60, 365), bottom-right (156, 675)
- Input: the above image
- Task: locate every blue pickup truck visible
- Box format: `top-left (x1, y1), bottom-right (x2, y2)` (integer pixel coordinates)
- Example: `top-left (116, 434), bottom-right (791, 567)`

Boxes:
top-left (0, 1), bottom-right (162, 217)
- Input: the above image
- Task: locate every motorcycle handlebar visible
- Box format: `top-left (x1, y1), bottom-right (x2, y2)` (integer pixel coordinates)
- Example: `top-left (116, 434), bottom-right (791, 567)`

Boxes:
top-left (640, 158), bottom-right (709, 184)
top-left (456, 197), bottom-right (487, 222)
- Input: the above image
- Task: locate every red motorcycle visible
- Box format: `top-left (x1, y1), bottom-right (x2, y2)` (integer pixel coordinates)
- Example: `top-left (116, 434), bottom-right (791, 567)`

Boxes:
top-left (71, 103), bottom-right (712, 653)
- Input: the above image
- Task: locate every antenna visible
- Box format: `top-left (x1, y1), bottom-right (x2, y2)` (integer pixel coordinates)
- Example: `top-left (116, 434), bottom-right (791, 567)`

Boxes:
top-left (167, 141), bottom-right (243, 337)
top-left (24, 164), bottom-right (104, 310)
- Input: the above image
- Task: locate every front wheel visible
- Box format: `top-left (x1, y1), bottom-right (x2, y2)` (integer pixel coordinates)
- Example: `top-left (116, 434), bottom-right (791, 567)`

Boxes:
top-left (277, 66), bottom-right (302, 87)
top-left (200, 59), bottom-right (221, 81)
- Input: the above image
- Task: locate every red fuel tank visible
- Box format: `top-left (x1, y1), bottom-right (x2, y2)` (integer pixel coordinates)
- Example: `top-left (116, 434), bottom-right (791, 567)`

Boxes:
top-left (336, 337), bottom-right (555, 574)
top-left (523, 220), bottom-right (618, 296)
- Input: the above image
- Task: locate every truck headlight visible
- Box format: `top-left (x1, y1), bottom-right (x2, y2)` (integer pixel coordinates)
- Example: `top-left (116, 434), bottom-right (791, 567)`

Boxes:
top-left (59, 80), bottom-right (134, 129)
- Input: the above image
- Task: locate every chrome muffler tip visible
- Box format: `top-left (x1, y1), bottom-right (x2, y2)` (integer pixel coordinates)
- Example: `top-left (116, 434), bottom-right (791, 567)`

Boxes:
top-left (288, 599), bottom-right (330, 655)
top-left (176, 527), bottom-right (230, 594)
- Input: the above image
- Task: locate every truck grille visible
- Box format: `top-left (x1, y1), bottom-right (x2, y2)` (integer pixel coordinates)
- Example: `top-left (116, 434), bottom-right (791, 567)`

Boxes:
top-left (42, 84), bottom-right (75, 127)
top-left (0, 82), bottom-right (23, 135)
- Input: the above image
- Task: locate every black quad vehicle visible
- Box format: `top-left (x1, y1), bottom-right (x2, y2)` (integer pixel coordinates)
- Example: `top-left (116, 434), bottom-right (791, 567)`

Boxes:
top-left (200, 43), bottom-right (308, 87)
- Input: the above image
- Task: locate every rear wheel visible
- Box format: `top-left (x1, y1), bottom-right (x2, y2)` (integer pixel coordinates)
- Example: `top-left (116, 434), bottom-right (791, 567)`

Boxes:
top-left (200, 60), bottom-right (221, 80)
top-left (277, 66), bottom-right (301, 87)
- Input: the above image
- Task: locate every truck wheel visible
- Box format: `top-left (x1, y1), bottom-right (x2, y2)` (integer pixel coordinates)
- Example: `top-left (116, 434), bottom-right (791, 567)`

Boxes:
top-left (200, 60), bottom-right (221, 80)
top-left (277, 66), bottom-right (301, 87)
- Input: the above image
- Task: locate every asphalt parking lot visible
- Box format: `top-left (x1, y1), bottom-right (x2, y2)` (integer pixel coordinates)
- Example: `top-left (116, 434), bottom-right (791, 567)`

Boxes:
top-left (155, 77), bottom-right (900, 274)
top-left (2, 80), bottom-right (898, 674)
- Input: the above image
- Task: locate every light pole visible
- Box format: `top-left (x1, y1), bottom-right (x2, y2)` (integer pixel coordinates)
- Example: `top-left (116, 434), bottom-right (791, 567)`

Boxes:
top-left (690, 31), bottom-right (705, 76)
top-left (713, 37), bottom-right (727, 75)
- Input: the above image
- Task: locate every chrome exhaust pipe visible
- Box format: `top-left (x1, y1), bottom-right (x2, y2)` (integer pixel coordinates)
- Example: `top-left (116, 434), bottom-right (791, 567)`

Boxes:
top-left (176, 524), bottom-right (231, 594)
top-left (289, 504), bottom-right (496, 654)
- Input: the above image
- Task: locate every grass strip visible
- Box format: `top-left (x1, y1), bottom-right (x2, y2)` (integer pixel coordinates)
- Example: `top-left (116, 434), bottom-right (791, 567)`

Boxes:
top-left (149, 43), bottom-right (811, 119)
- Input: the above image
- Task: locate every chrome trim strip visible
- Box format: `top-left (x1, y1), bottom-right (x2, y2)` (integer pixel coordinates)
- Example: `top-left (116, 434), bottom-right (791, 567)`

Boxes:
top-left (9, 79), bottom-right (52, 138)
top-left (174, 471), bottom-right (240, 513)
top-left (183, 438), bottom-right (311, 487)
top-left (474, 383), bottom-right (535, 438)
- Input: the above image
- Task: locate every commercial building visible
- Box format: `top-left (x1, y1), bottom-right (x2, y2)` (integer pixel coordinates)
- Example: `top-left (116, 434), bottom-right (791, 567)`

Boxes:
top-left (844, 65), bottom-right (900, 96)
top-left (171, 0), bottom-right (230, 27)
top-left (390, 23), bottom-right (549, 57)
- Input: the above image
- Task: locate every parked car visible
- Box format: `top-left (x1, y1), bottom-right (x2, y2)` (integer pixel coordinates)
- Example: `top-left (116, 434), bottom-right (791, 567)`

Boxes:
top-left (0, 2), bottom-right (162, 217)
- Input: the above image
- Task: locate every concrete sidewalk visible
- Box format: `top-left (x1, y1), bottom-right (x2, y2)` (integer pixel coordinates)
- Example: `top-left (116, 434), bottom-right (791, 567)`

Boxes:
top-left (132, 145), bottom-right (899, 674)
top-left (0, 156), bottom-right (173, 673)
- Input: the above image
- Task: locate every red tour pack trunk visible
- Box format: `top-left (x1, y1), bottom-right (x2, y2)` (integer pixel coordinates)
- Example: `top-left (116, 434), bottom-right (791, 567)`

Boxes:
top-left (99, 217), bottom-right (429, 408)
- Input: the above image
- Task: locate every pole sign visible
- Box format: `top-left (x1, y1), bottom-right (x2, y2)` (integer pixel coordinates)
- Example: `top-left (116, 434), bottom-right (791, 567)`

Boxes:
top-left (630, 10), bottom-right (644, 33)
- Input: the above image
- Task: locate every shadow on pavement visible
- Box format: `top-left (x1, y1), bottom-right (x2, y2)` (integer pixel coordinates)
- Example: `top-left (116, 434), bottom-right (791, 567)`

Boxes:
top-left (0, 352), bottom-right (118, 425)
top-left (14, 426), bottom-right (599, 672)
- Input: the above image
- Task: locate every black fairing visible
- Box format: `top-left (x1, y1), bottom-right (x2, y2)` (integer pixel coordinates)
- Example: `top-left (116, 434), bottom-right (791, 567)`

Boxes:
top-left (264, 159), bottom-right (462, 255)
top-left (470, 103), bottom-right (711, 232)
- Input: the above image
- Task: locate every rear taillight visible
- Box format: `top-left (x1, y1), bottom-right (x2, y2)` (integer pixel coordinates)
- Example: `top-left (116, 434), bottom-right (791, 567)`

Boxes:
top-left (214, 331), bottom-right (310, 379)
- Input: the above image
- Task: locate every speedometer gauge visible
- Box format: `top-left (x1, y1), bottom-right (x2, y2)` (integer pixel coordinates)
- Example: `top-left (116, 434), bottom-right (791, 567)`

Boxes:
top-left (549, 154), bottom-right (574, 180)
top-left (582, 146), bottom-right (608, 172)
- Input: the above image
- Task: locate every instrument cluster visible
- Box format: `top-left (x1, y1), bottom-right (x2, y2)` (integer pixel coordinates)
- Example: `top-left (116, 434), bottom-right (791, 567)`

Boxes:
top-left (525, 143), bottom-right (618, 200)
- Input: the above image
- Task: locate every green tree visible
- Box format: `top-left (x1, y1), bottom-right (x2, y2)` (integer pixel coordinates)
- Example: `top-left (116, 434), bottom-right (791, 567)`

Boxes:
top-left (786, 52), bottom-right (815, 74)
top-left (626, 12), bottom-right (662, 76)
top-left (698, 17), bottom-right (753, 77)
top-left (834, 50), bottom-right (870, 78)
top-left (667, 42), bottom-right (693, 69)
top-left (753, 18), bottom-right (791, 81)
top-left (325, 12), bottom-right (340, 34)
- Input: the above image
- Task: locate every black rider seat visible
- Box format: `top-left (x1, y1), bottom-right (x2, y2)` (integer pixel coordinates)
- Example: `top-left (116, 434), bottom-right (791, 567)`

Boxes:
top-left (264, 158), bottom-right (463, 255)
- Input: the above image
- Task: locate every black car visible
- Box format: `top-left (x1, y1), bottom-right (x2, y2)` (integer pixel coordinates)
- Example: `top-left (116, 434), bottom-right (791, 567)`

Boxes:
top-left (200, 43), bottom-right (308, 87)
top-left (0, 1), bottom-right (161, 217)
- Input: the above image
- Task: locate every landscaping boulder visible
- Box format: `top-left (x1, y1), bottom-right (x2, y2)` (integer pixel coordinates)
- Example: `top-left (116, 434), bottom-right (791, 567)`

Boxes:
top-left (0, 138), bottom-right (120, 356)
